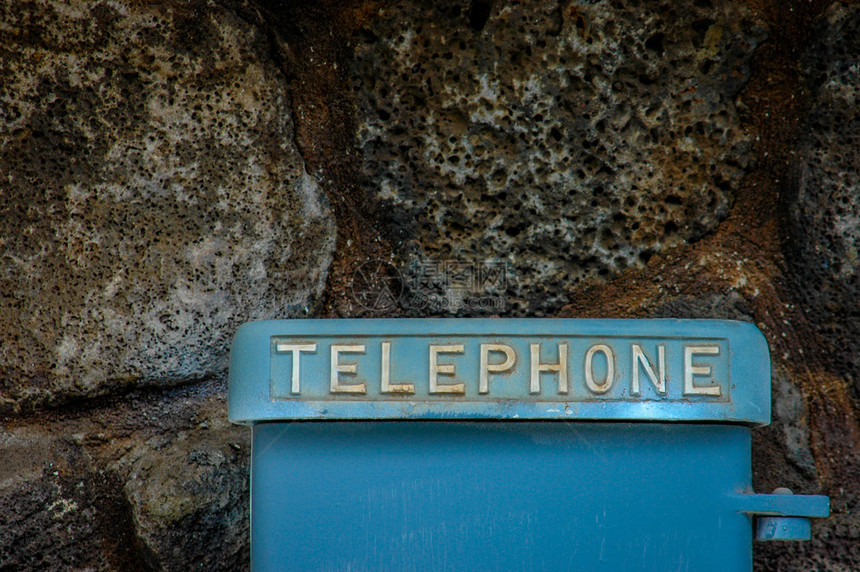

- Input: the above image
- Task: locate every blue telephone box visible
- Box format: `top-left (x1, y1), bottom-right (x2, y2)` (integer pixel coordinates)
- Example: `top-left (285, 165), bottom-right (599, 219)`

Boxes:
top-left (229, 319), bottom-right (828, 571)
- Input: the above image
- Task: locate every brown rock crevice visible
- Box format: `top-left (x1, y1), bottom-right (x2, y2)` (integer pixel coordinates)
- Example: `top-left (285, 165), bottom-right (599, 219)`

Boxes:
top-left (250, 0), bottom-right (401, 317)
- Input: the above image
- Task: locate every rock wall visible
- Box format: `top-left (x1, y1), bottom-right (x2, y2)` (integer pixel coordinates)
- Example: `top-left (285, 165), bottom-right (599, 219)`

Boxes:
top-left (351, 0), bottom-right (764, 312)
top-left (1, 0), bottom-right (858, 569)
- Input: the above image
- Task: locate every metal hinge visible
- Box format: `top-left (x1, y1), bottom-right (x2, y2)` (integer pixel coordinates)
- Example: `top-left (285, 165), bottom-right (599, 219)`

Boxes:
top-left (730, 487), bottom-right (830, 541)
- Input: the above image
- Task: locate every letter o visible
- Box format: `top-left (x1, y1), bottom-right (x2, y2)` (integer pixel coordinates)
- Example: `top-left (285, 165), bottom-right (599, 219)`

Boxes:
top-left (585, 344), bottom-right (615, 394)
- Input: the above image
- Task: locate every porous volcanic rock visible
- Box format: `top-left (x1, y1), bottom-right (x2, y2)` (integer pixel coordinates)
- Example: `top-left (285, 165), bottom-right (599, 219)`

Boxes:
top-left (794, 1), bottom-right (860, 394)
top-left (122, 421), bottom-right (250, 571)
top-left (350, 0), bottom-right (765, 314)
top-left (0, 0), bottom-right (336, 414)
top-left (0, 429), bottom-right (116, 571)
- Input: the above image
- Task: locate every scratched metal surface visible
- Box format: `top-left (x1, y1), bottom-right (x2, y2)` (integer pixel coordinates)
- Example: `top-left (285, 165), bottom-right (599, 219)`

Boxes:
top-left (228, 319), bottom-right (770, 425)
top-left (251, 422), bottom-right (754, 572)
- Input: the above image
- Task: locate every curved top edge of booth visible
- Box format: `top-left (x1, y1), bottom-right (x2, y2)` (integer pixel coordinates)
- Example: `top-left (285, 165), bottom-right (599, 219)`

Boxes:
top-left (230, 317), bottom-right (766, 337)
top-left (227, 318), bottom-right (771, 426)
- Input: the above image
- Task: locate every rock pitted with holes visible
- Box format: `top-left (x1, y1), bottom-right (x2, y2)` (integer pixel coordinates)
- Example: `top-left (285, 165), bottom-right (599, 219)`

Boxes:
top-left (794, 2), bottom-right (860, 392)
top-left (351, 0), bottom-right (765, 313)
top-left (0, 0), bottom-right (335, 413)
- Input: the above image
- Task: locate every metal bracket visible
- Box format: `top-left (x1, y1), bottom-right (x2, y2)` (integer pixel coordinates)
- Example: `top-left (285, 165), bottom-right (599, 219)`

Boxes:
top-left (730, 487), bottom-right (830, 541)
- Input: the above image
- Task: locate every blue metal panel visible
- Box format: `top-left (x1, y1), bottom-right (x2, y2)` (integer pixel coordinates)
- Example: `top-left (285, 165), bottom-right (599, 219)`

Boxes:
top-left (251, 422), bottom-right (755, 572)
top-left (229, 318), bottom-right (770, 425)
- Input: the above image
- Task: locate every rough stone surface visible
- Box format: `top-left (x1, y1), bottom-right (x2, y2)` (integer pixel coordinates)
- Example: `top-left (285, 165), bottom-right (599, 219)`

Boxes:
top-left (0, 381), bottom-right (249, 571)
top-left (652, 290), bottom-right (755, 322)
top-left (769, 367), bottom-right (818, 479)
top-left (122, 422), bottom-right (250, 571)
top-left (0, 429), bottom-right (127, 571)
top-left (351, 0), bottom-right (765, 314)
top-left (793, 1), bottom-right (860, 394)
top-left (0, 0), bottom-right (336, 414)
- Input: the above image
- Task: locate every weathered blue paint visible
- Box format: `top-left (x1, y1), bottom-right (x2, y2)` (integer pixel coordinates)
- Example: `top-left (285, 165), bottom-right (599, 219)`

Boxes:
top-left (251, 422), bottom-right (751, 571)
top-left (756, 517), bottom-right (812, 541)
top-left (228, 319), bottom-right (829, 571)
top-left (228, 318), bottom-right (771, 425)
